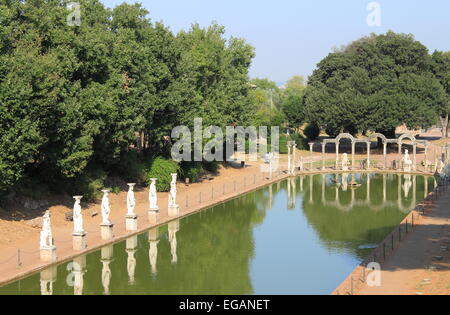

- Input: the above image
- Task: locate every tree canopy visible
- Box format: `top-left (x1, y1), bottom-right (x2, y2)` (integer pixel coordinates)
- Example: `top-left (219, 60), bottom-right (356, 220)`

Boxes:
top-left (303, 31), bottom-right (447, 137)
top-left (0, 0), bottom-right (255, 196)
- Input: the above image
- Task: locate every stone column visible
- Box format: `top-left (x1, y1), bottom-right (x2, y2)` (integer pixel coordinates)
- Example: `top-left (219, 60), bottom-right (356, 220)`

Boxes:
top-left (366, 141), bottom-right (371, 169)
top-left (287, 144), bottom-right (291, 174)
top-left (398, 142), bottom-right (402, 163)
top-left (292, 143), bottom-right (297, 174)
top-left (413, 144), bottom-right (417, 171)
top-left (335, 142), bottom-right (339, 169)
top-left (309, 142), bottom-right (314, 170)
top-left (322, 143), bottom-right (326, 170)
top-left (351, 141), bottom-right (356, 170)
top-left (424, 144), bottom-right (429, 172)
top-left (383, 142), bottom-right (387, 170)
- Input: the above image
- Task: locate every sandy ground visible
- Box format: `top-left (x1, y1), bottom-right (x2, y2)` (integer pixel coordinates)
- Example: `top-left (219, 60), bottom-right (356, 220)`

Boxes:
top-left (353, 187), bottom-right (450, 295)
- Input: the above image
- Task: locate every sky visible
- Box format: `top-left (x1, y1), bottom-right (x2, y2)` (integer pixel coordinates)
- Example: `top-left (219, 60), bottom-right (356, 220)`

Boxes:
top-left (100, 0), bottom-right (450, 85)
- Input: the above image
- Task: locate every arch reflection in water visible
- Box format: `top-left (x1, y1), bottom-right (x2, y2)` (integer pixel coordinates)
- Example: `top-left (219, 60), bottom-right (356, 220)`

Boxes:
top-left (0, 173), bottom-right (434, 295)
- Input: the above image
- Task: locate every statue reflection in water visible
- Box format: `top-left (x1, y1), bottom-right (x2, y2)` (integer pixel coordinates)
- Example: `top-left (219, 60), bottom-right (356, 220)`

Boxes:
top-left (148, 227), bottom-right (159, 277)
top-left (101, 245), bottom-right (113, 295)
top-left (40, 266), bottom-right (57, 295)
top-left (126, 235), bottom-right (138, 285)
top-left (168, 220), bottom-right (180, 265)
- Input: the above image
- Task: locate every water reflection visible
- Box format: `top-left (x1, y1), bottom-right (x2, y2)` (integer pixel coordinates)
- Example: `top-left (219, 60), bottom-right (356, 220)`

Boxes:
top-left (0, 173), bottom-right (434, 295)
top-left (148, 228), bottom-right (159, 276)
top-left (126, 236), bottom-right (138, 285)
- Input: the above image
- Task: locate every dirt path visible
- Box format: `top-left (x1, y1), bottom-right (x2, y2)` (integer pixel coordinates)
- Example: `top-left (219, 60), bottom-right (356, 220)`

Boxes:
top-left (355, 188), bottom-right (450, 295)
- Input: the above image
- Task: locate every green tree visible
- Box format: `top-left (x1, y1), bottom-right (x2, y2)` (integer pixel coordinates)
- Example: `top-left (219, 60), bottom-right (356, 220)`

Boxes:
top-left (281, 75), bottom-right (306, 130)
top-left (431, 51), bottom-right (450, 138)
top-left (304, 32), bottom-right (447, 138)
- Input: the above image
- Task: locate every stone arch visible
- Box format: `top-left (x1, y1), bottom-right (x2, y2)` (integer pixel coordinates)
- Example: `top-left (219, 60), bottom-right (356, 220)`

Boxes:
top-left (398, 133), bottom-right (417, 145)
top-left (366, 133), bottom-right (389, 169)
top-left (367, 132), bottom-right (387, 144)
top-left (335, 133), bottom-right (356, 143)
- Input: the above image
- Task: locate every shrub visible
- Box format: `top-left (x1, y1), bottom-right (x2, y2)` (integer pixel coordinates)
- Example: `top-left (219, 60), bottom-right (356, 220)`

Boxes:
top-left (203, 160), bottom-right (220, 174)
top-left (303, 124), bottom-right (320, 141)
top-left (69, 168), bottom-right (107, 202)
top-left (290, 133), bottom-right (309, 150)
top-left (179, 162), bottom-right (203, 183)
top-left (113, 151), bottom-right (146, 184)
top-left (144, 157), bottom-right (180, 192)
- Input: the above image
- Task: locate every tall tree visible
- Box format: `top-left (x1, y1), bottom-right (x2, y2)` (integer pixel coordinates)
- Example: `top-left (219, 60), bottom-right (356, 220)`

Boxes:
top-left (304, 32), bottom-right (447, 138)
top-left (431, 51), bottom-right (450, 138)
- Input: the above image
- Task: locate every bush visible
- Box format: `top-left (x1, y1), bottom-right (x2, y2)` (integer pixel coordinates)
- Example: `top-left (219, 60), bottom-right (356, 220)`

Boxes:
top-left (144, 157), bottom-right (180, 192)
top-left (113, 151), bottom-right (146, 185)
top-left (290, 133), bottom-right (309, 150)
top-left (203, 160), bottom-right (220, 174)
top-left (303, 124), bottom-right (320, 141)
top-left (179, 162), bottom-right (203, 183)
top-left (69, 168), bottom-right (108, 202)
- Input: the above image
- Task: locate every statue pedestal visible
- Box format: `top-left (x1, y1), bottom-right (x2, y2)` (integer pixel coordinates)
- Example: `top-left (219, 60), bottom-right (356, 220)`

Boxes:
top-left (126, 235), bottom-right (138, 250)
top-left (40, 246), bottom-right (57, 263)
top-left (100, 224), bottom-right (114, 241)
top-left (403, 165), bottom-right (412, 172)
top-left (72, 232), bottom-right (87, 251)
top-left (40, 265), bottom-right (57, 282)
top-left (168, 205), bottom-right (180, 217)
top-left (148, 210), bottom-right (159, 225)
top-left (125, 215), bottom-right (138, 231)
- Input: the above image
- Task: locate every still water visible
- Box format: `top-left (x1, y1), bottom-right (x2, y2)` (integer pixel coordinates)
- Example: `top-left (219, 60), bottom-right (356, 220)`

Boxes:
top-left (0, 173), bottom-right (434, 295)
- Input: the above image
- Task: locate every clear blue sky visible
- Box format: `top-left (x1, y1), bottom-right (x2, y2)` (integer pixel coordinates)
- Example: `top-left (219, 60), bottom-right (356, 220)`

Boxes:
top-left (100, 0), bottom-right (450, 84)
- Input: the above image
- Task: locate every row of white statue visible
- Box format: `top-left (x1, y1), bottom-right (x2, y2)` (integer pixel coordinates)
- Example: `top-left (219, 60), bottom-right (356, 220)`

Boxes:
top-left (40, 218), bottom-right (179, 295)
top-left (39, 173), bottom-right (180, 263)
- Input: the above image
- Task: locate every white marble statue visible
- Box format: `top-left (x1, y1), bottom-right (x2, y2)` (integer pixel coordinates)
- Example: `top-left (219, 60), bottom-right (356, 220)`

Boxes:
top-left (40, 211), bottom-right (54, 249)
top-left (149, 178), bottom-right (159, 211)
top-left (73, 196), bottom-right (84, 234)
top-left (402, 150), bottom-right (413, 172)
top-left (299, 157), bottom-right (304, 171)
top-left (127, 183), bottom-right (136, 216)
top-left (341, 153), bottom-right (350, 171)
top-left (168, 173), bottom-right (178, 208)
top-left (101, 190), bottom-right (111, 225)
